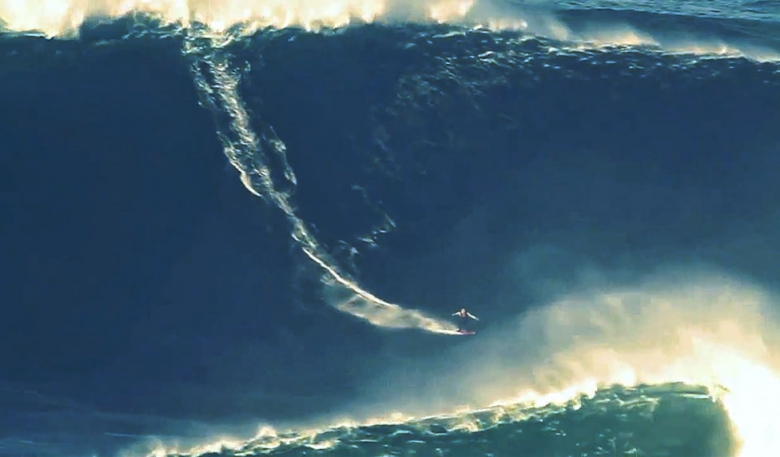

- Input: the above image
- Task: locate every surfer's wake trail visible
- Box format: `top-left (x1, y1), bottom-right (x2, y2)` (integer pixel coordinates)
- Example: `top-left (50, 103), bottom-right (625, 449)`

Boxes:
top-left (183, 34), bottom-right (459, 335)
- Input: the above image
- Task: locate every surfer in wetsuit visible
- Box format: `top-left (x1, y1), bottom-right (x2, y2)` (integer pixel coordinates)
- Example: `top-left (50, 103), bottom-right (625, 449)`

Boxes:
top-left (452, 308), bottom-right (479, 333)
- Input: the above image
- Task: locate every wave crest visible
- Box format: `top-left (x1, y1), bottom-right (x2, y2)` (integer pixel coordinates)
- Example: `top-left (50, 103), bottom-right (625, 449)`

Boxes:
top-left (0, 0), bottom-right (520, 36)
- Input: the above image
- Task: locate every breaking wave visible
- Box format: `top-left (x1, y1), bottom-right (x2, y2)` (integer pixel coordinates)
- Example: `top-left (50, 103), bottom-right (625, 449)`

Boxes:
top-left (154, 384), bottom-right (736, 456)
top-left (2, 0), bottom-right (779, 61)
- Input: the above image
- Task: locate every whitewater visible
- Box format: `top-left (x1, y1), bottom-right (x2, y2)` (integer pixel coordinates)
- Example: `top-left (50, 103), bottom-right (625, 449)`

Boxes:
top-left (2, 0), bottom-right (780, 456)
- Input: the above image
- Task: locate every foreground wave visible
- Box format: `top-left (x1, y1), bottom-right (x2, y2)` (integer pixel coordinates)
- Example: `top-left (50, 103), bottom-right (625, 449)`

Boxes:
top-left (150, 383), bottom-right (734, 456)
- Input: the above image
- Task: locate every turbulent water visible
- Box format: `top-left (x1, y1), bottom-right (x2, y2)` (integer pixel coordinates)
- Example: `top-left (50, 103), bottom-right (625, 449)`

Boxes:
top-left (2, 1), bottom-right (780, 456)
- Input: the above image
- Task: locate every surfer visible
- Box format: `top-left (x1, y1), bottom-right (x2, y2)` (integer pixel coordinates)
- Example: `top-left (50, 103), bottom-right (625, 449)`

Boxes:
top-left (452, 308), bottom-right (479, 333)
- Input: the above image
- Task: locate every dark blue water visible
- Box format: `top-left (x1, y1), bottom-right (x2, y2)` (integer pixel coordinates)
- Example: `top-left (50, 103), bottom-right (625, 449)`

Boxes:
top-left (2, 2), bottom-right (780, 456)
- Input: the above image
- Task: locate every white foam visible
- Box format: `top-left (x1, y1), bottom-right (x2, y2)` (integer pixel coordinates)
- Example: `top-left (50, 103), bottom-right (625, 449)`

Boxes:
top-left (3, 0), bottom-right (776, 62)
top-left (0, 0), bottom-right (506, 36)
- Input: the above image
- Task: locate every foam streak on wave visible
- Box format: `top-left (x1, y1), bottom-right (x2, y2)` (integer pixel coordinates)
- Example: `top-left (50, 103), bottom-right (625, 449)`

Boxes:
top-left (182, 36), bottom-right (458, 335)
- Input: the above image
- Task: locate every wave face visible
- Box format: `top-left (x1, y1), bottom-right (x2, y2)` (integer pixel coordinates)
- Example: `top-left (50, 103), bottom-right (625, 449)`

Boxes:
top-left (2, 1), bottom-right (780, 457)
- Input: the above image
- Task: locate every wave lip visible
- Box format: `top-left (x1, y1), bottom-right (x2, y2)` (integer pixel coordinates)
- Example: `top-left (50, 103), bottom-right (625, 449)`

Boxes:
top-left (0, 0), bottom-right (499, 37)
top-left (4, 2), bottom-right (779, 63)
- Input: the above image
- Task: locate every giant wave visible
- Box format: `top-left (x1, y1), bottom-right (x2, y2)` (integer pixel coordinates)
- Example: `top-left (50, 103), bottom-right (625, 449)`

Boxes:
top-left (2, 1), bottom-right (780, 457)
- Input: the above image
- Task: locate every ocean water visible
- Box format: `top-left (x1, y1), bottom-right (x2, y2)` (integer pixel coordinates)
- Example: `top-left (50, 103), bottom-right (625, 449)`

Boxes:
top-left (2, 1), bottom-right (780, 456)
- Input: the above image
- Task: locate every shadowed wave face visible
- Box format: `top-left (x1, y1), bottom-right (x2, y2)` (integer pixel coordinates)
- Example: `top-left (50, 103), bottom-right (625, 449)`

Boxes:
top-left (1, 1), bottom-right (780, 457)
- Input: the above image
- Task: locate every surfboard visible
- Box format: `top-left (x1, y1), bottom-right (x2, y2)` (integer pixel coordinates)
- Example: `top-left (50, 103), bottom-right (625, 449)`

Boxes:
top-left (456, 330), bottom-right (476, 335)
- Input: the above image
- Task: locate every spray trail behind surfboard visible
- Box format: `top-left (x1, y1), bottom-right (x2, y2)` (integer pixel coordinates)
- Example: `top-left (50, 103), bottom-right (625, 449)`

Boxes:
top-left (182, 32), bottom-right (460, 335)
